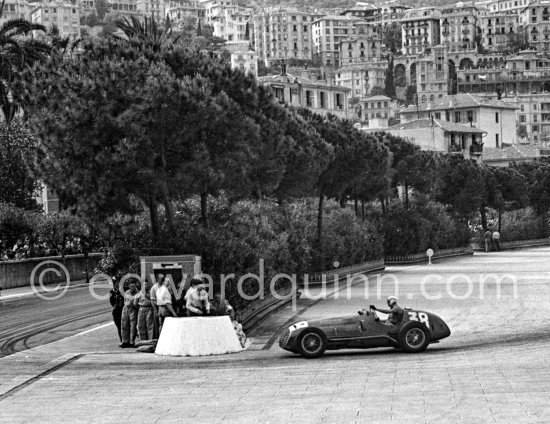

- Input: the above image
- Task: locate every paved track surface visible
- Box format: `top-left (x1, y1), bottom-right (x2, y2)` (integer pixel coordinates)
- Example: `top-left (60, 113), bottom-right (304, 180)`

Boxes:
top-left (0, 285), bottom-right (111, 358)
top-left (1, 248), bottom-right (549, 423)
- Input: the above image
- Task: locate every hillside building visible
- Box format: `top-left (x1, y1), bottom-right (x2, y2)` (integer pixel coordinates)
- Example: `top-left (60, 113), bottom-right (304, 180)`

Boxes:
top-left (399, 93), bottom-right (518, 148)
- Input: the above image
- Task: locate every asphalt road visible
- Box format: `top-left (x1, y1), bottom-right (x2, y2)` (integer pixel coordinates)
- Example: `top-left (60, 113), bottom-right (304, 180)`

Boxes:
top-left (0, 285), bottom-right (111, 358)
top-left (1, 247), bottom-right (550, 423)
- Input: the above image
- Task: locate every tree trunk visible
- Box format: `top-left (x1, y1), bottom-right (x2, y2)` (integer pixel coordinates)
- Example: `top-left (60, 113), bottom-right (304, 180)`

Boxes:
top-left (317, 191), bottom-right (325, 269)
top-left (480, 203), bottom-right (487, 231)
top-left (380, 196), bottom-right (387, 216)
top-left (148, 189), bottom-right (160, 246)
top-left (159, 179), bottom-right (175, 232)
top-left (404, 183), bottom-right (409, 209)
top-left (340, 196), bottom-right (346, 208)
top-left (354, 196), bottom-right (358, 216)
top-left (201, 191), bottom-right (208, 228)
top-left (361, 200), bottom-right (365, 221)
top-left (498, 208), bottom-right (502, 233)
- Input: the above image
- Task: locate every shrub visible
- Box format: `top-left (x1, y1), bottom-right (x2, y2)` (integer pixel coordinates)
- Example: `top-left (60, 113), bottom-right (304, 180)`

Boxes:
top-left (382, 201), bottom-right (471, 256)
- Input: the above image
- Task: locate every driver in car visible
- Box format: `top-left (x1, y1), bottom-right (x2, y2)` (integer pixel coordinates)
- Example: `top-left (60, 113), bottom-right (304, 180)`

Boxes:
top-left (369, 295), bottom-right (404, 327)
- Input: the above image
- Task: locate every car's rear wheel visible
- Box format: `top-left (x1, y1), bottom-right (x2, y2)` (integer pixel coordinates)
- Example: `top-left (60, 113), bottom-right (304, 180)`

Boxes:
top-left (398, 322), bottom-right (430, 353)
top-left (297, 329), bottom-right (327, 358)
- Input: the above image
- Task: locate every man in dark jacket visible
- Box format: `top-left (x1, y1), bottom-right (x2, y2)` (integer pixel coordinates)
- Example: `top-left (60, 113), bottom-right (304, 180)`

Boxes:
top-left (109, 279), bottom-right (124, 343)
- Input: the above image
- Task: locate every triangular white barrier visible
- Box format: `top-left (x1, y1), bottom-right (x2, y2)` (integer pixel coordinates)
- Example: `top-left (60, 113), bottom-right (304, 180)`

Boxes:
top-left (155, 316), bottom-right (244, 356)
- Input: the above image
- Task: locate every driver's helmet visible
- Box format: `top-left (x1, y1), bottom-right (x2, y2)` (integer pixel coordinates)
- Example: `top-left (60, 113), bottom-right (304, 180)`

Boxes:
top-left (387, 295), bottom-right (398, 306)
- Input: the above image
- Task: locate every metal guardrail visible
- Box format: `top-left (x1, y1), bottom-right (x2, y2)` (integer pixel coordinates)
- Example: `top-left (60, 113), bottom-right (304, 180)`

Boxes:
top-left (472, 238), bottom-right (550, 251)
top-left (385, 247), bottom-right (473, 265)
top-left (239, 258), bottom-right (386, 332)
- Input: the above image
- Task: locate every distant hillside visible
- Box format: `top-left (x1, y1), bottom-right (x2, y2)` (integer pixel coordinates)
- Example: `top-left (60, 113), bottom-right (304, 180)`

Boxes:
top-left (242, 0), bottom-right (468, 11)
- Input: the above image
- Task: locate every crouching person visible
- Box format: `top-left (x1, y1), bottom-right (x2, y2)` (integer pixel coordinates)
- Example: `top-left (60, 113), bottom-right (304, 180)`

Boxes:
top-left (211, 294), bottom-right (246, 348)
top-left (134, 280), bottom-right (155, 341)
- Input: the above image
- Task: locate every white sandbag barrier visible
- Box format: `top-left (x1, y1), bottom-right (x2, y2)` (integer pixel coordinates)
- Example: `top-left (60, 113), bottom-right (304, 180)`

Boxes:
top-left (155, 316), bottom-right (244, 357)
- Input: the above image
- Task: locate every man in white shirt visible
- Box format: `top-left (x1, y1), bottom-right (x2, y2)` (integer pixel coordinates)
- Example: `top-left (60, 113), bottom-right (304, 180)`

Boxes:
top-left (150, 275), bottom-right (162, 338)
top-left (185, 278), bottom-right (211, 317)
top-left (156, 276), bottom-right (177, 333)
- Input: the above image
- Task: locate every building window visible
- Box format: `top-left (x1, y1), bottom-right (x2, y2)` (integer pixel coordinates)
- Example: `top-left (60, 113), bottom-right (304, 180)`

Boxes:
top-left (467, 110), bottom-right (474, 122)
top-left (445, 111), bottom-right (450, 121)
top-left (306, 90), bottom-right (313, 107)
top-left (496, 133), bottom-right (500, 147)
top-left (320, 91), bottom-right (326, 108)
top-left (435, 112), bottom-right (441, 120)
top-left (335, 93), bottom-right (343, 110)
top-left (455, 111), bottom-right (461, 123)
top-left (495, 112), bottom-right (499, 123)
top-left (519, 114), bottom-right (526, 123)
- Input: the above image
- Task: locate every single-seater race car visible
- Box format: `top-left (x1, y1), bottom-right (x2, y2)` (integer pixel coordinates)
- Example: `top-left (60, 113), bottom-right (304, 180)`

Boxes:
top-left (279, 306), bottom-right (451, 358)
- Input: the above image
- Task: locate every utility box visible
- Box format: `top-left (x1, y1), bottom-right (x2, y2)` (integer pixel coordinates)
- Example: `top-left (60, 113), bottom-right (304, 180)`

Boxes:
top-left (140, 255), bottom-right (201, 287)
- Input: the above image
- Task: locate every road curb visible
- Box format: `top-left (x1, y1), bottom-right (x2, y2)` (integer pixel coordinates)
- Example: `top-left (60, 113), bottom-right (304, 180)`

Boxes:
top-left (0, 281), bottom-right (88, 301)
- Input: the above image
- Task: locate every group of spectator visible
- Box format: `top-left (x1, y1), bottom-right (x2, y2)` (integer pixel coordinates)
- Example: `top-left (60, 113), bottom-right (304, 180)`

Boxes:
top-left (109, 275), bottom-right (246, 349)
top-left (483, 228), bottom-right (501, 252)
top-left (1, 238), bottom-right (83, 261)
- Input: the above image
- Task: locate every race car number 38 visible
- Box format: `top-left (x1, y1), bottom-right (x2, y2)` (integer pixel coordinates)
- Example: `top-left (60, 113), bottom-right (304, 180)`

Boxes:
top-left (408, 311), bottom-right (430, 328)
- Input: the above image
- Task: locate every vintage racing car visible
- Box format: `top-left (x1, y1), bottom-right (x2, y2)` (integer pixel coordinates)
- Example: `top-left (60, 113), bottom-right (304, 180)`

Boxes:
top-left (279, 307), bottom-right (451, 358)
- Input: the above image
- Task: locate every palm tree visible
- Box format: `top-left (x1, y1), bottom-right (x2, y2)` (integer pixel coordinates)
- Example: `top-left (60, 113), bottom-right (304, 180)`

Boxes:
top-left (114, 15), bottom-right (181, 51)
top-left (0, 0), bottom-right (49, 123)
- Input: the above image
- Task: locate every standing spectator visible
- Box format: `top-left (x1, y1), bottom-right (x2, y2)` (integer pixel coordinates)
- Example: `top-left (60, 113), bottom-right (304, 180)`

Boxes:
top-left (120, 279), bottom-right (139, 348)
top-left (483, 228), bottom-right (493, 252)
top-left (134, 280), bottom-right (155, 341)
top-left (492, 229), bottom-right (501, 251)
top-left (156, 277), bottom-right (177, 334)
top-left (150, 274), bottom-right (162, 339)
top-left (109, 279), bottom-right (125, 343)
top-left (185, 278), bottom-right (211, 317)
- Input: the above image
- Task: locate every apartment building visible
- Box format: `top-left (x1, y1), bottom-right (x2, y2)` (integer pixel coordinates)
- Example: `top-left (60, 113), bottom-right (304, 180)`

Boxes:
top-left (311, 15), bottom-right (363, 66)
top-left (400, 7), bottom-right (441, 56)
top-left (136, 0), bottom-right (164, 19)
top-left (502, 92), bottom-right (550, 143)
top-left (335, 60), bottom-right (386, 98)
top-left (30, 0), bottom-right (80, 37)
top-left (399, 93), bottom-right (518, 148)
top-left (253, 8), bottom-right (322, 67)
top-left (257, 72), bottom-right (351, 120)
top-left (340, 4), bottom-right (380, 19)
top-left (208, 2), bottom-right (250, 41)
top-left (440, 2), bottom-right (480, 52)
top-left (416, 46), bottom-right (449, 102)
top-left (478, 0), bottom-right (530, 13)
top-left (80, 0), bottom-right (95, 17)
top-left (338, 33), bottom-right (382, 66)
top-left (479, 10), bottom-right (519, 52)
top-left (359, 94), bottom-right (397, 128)
top-left (520, 0), bottom-right (550, 52)
top-left (106, 0), bottom-right (138, 16)
top-left (0, 0), bottom-right (31, 21)
top-left (230, 49), bottom-right (258, 78)
top-left (386, 118), bottom-right (485, 161)
top-left (165, 0), bottom-right (204, 27)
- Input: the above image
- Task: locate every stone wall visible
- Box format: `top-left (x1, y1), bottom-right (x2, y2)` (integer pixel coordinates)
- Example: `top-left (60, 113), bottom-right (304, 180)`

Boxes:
top-left (0, 253), bottom-right (103, 290)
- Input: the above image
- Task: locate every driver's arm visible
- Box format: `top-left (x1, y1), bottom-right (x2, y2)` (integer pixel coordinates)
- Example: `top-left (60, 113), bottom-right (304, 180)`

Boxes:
top-left (374, 307), bottom-right (391, 314)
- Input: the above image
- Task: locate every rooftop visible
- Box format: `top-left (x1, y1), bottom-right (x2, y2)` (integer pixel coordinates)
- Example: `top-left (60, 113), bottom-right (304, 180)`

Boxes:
top-left (257, 73), bottom-right (351, 91)
top-left (388, 118), bottom-right (486, 134)
top-left (482, 144), bottom-right (547, 162)
top-left (400, 94), bottom-right (518, 114)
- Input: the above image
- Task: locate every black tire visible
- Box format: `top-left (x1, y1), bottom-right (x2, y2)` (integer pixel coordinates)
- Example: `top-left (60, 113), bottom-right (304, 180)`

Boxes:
top-left (398, 321), bottom-right (430, 353)
top-left (297, 328), bottom-right (327, 358)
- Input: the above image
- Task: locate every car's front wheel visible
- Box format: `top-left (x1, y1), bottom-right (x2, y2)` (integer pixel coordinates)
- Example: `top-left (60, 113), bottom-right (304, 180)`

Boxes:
top-left (297, 328), bottom-right (327, 358)
top-left (398, 321), bottom-right (430, 353)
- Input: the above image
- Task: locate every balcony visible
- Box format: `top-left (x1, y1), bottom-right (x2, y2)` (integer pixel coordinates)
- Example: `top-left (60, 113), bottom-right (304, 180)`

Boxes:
top-left (470, 144), bottom-right (483, 155)
top-left (449, 143), bottom-right (463, 153)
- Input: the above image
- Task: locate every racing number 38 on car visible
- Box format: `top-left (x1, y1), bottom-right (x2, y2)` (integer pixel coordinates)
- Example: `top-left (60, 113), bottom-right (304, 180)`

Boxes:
top-left (278, 305), bottom-right (451, 358)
